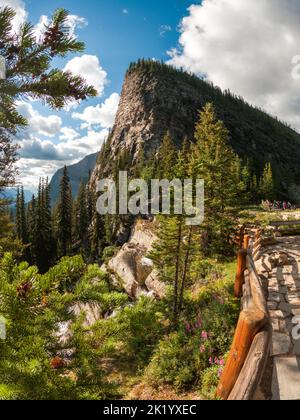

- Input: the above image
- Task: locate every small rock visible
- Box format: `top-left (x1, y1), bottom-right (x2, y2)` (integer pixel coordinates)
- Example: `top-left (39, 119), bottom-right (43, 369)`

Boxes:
top-left (271, 318), bottom-right (280, 332)
top-left (269, 292), bottom-right (281, 303)
top-left (269, 310), bottom-right (291, 319)
top-left (293, 339), bottom-right (300, 356)
top-left (279, 302), bottom-right (292, 314)
top-left (271, 332), bottom-right (291, 356)
top-left (292, 308), bottom-right (300, 316)
top-left (268, 301), bottom-right (278, 310)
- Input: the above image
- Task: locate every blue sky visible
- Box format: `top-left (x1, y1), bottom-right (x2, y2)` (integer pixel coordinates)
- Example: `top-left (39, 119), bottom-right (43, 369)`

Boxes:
top-left (3, 0), bottom-right (300, 191)
top-left (27, 0), bottom-right (195, 96)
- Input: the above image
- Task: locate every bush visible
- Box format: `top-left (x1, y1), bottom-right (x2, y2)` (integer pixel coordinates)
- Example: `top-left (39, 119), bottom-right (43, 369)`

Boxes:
top-left (102, 297), bottom-right (165, 366)
top-left (102, 246), bottom-right (119, 263)
top-left (200, 366), bottom-right (221, 400)
top-left (42, 255), bottom-right (86, 291)
top-left (144, 261), bottom-right (238, 393)
top-left (146, 331), bottom-right (199, 390)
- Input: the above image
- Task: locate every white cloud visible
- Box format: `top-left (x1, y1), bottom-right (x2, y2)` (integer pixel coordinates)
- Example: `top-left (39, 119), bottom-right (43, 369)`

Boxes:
top-left (64, 55), bottom-right (108, 96)
top-left (0, 0), bottom-right (27, 31)
top-left (159, 24), bottom-right (172, 37)
top-left (59, 127), bottom-right (80, 142)
top-left (34, 15), bottom-right (49, 40)
top-left (16, 102), bottom-right (62, 137)
top-left (34, 13), bottom-right (87, 40)
top-left (72, 92), bottom-right (120, 129)
top-left (20, 128), bottom-right (107, 161)
top-left (65, 14), bottom-right (88, 37)
top-left (17, 159), bottom-right (65, 192)
top-left (168, 0), bottom-right (300, 131)
top-left (122, 9), bottom-right (129, 15)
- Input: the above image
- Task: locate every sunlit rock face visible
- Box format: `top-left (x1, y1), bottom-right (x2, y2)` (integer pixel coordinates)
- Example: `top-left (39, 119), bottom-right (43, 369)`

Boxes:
top-left (106, 219), bottom-right (165, 299)
top-left (90, 62), bottom-right (300, 196)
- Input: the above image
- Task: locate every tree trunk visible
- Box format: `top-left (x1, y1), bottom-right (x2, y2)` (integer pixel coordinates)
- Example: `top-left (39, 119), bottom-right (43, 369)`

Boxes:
top-left (179, 226), bottom-right (193, 312)
top-left (173, 218), bottom-right (183, 327)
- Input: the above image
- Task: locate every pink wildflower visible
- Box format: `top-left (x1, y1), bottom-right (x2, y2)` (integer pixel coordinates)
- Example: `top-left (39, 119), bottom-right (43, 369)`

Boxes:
top-left (201, 331), bottom-right (208, 340)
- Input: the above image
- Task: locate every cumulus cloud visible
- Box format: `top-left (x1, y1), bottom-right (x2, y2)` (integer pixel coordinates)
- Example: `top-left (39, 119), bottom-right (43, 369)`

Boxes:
top-left (64, 55), bottom-right (108, 96)
top-left (72, 92), bottom-right (120, 129)
top-left (17, 159), bottom-right (65, 192)
top-left (168, 0), bottom-right (300, 131)
top-left (21, 138), bottom-right (61, 161)
top-left (0, 0), bottom-right (27, 31)
top-left (15, 100), bottom-right (109, 188)
top-left (59, 127), bottom-right (80, 142)
top-left (34, 13), bottom-right (87, 40)
top-left (18, 127), bottom-right (108, 191)
top-left (16, 102), bottom-right (62, 137)
top-left (19, 126), bottom-right (108, 162)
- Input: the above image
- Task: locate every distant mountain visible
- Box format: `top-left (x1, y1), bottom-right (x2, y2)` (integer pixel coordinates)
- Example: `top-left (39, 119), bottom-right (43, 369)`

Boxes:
top-left (2, 188), bottom-right (33, 203)
top-left (49, 153), bottom-right (98, 205)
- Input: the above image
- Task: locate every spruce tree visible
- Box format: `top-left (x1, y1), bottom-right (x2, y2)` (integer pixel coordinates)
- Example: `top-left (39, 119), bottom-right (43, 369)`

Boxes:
top-left (29, 179), bottom-right (54, 272)
top-left (16, 187), bottom-right (28, 244)
top-left (150, 139), bottom-right (199, 327)
top-left (260, 163), bottom-right (274, 201)
top-left (190, 103), bottom-right (244, 256)
top-left (0, 130), bottom-right (18, 193)
top-left (57, 166), bottom-right (73, 257)
top-left (74, 182), bottom-right (89, 249)
top-left (155, 131), bottom-right (177, 179)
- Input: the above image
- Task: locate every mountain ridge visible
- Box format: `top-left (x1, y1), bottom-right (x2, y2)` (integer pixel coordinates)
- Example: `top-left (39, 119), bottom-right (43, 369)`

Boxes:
top-left (90, 60), bottom-right (300, 200)
top-left (49, 152), bottom-right (98, 205)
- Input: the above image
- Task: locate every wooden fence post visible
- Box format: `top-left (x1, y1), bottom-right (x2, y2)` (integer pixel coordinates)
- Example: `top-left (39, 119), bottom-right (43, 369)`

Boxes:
top-left (234, 249), bottom-right (247, 298)
top-left (216, 308), bottom-right (268, 400)
top-left (244, 235), bottom-right (250, 250)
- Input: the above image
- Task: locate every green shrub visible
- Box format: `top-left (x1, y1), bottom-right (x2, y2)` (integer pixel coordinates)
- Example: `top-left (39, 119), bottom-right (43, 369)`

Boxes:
top-left (200, 365), bottom-right (221, 400)
top-left (145, 332), bottom-right (196, 389)
top-left (41, 255), bottom-right (86, 291)
top-left (102, 246), bottom-right (119, 263)
top-left (103, 297), bottom-right (165, 365)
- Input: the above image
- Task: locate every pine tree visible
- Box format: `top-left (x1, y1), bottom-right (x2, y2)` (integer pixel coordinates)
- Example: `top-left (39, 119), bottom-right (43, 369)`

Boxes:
top-left (57, 167), bottom-right (73, 257)
top-left (74, 182), bottom-right (89, 249)
top-left (0, 130), bottom-right (18, 193)
top-left (16, 187), bottom-right (28, 244)
top-left (260, 163), bottom-right (274, 200)
top-left (0, 7), bottom-right (97, 133)
top-left (156, 131), bottom-right (177, 179)
top-left (190, 103), bottom-right (244, 256)
top-left (0, 205), bottom-right (23, 257)
top-left (28, 179), bottom-right (54, 272)
top-left (150, 140), bottom-right (199, 327)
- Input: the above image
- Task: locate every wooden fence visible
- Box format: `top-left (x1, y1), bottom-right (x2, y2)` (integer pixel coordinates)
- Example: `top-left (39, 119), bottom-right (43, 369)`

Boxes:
top-left (216, 227), bottom-right (271, 400)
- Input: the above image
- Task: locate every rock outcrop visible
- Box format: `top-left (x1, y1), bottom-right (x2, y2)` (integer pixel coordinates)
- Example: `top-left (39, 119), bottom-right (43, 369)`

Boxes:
top-left (90, 60), bottom-right (300, 196)
top-left (107, 219), bottom-right (165, 299)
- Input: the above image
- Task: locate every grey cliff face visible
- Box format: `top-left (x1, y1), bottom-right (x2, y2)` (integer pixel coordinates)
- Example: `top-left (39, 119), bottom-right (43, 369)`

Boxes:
top-left (90, 63), bottom-right (300, 197)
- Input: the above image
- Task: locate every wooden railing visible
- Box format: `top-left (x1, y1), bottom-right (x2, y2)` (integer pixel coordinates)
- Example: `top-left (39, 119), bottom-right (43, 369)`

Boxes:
top-left (216, 227), bottom-right (271, 400)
